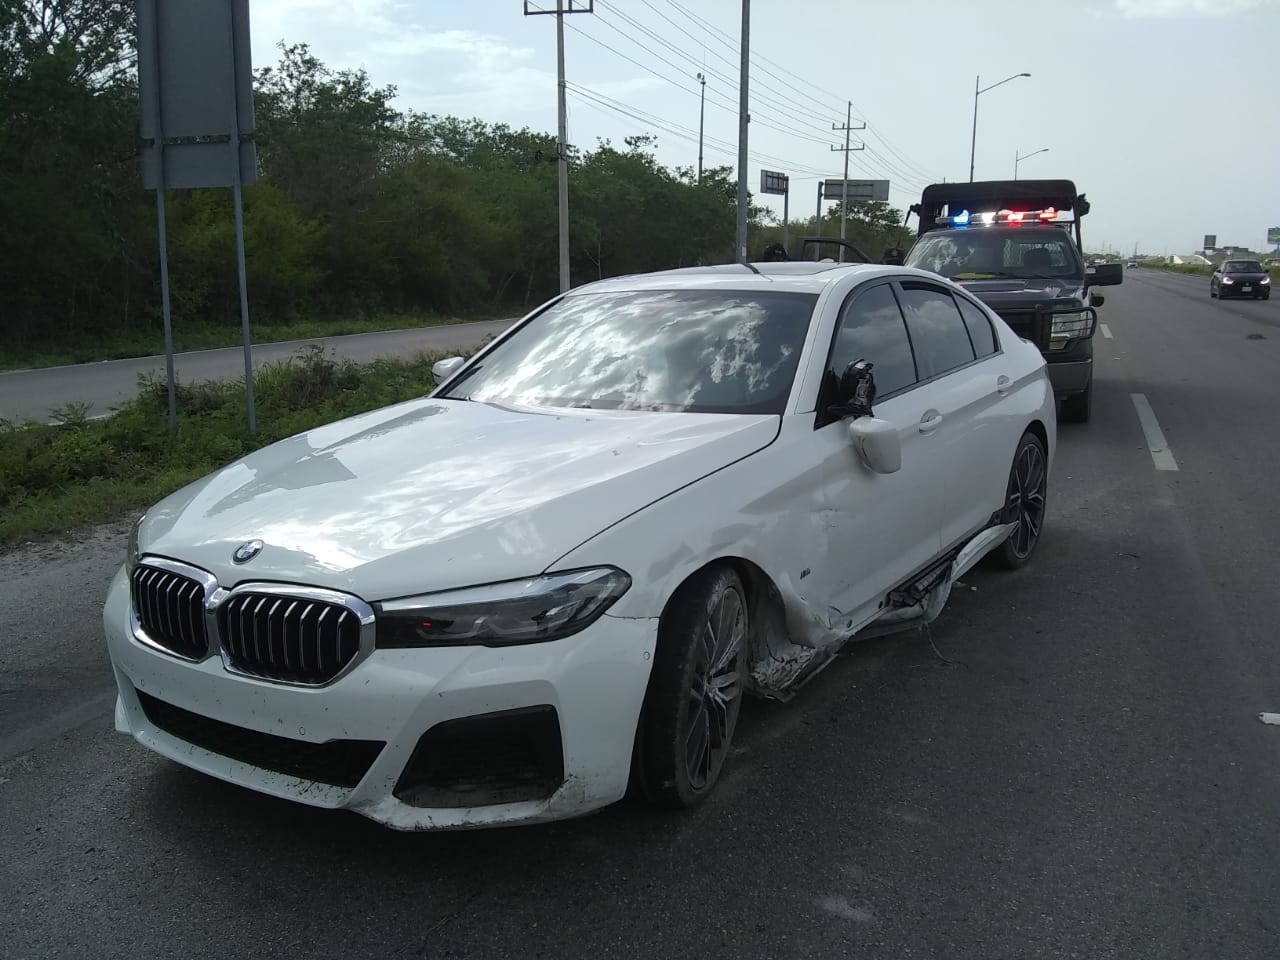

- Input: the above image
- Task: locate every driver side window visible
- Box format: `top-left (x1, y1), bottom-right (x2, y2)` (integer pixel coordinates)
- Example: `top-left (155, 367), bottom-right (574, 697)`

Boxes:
top-left (825, 282), bottom-right (919, 407)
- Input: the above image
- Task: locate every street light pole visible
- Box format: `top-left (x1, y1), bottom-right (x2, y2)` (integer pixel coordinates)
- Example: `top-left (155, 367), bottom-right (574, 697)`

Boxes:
top-left (1014, 146), bottom-right (1049, 180)
top-left (696, 72), bottom-right (706, 183)
top-left (969, 71), bottom-right (1031, 182)
top-left (735, 0), bottom-right (750, 263)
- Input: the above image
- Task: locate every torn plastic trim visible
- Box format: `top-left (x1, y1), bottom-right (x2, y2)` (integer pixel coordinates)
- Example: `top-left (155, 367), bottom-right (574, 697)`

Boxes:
top-left (748, 522), bottom-right (1018, 695)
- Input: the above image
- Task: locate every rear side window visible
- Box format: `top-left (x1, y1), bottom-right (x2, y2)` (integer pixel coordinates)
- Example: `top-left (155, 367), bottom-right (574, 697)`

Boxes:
top-left (955, 295), bottom-right (998, 358)
top-left (897, 284), bottom-right (977, 379)
top-left (829, 283), bottom-right (918, 397)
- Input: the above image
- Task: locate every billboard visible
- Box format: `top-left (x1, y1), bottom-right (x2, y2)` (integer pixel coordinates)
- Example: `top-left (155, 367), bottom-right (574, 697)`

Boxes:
top-left (823, 179), bottom-right (890, 203)
top-left (1203, 234), bottom-right (1217, 251)
top-left (760, 170), bottom-right (789, 196)
top-left (1268, 226), bottom-right (1280, 245)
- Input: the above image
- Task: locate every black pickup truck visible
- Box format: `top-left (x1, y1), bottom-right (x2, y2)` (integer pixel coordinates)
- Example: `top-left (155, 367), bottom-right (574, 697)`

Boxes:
top-left (903, 180), bottom-right (1122, 423)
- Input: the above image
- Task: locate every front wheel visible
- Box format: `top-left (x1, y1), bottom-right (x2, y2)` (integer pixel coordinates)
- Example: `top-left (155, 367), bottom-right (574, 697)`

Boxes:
top-left (992, 431), bottom-right (1048, 570)
top-left (637, 565), bottom-right (747, 809)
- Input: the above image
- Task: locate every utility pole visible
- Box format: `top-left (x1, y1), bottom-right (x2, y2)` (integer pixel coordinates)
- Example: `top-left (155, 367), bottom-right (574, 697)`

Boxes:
top-left (696, 72), bottom-right (706, 183)
top-left (735, 0), bottom-right (750, 263)
top-left (831, 102), bottom-right (865, 263)
top-left (524, 0), bottom-right (593, 293)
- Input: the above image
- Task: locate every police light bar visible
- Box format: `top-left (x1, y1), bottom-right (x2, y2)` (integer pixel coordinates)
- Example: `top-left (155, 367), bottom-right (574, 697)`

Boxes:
top-left (936, 207), bottom-right (1061, 227)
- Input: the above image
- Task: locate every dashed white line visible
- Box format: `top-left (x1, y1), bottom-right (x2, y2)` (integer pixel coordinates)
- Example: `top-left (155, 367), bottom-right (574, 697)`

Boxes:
top-left (1130, 393), bottom-right (1179, 472)
top-left (1100, 323), bottom-right (1113, 339)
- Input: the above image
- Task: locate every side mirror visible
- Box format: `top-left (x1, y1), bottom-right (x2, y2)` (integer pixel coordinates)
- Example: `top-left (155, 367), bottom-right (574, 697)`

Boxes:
top-left (432, 356), bottom-right (465, 381)
top-left (848, 418), bottom-right (902, 475)
top-left (1086, 262), bottom-right (1124, 286)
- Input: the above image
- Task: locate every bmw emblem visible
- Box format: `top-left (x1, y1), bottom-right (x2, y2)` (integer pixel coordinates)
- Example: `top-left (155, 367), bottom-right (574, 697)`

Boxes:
top-left (232, 539), bottom-right (264, 564)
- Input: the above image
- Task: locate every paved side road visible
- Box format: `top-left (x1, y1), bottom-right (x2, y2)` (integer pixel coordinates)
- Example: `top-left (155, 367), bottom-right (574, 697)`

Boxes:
top-left (3, 278), bottom-right (1280, 959)
top-left (0, 319), bottom-right (515, 423)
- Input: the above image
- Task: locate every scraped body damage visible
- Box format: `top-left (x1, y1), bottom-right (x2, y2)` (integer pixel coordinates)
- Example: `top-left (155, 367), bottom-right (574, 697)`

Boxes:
top-left (558, 413), bottom-right (1021, 703)
top-left (746, 522), bottom-right (1018, 699)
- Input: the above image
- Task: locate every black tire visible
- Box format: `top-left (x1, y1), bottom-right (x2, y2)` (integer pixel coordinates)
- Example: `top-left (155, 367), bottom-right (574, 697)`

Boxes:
top-left (992, 431), bottom-right (1049, 570)
top-left (1210, 285), bottom-right (1217, 298)
top-left (1060, 378), bottom-right (1092, 423)
top-left (637, 565), bottom-right (747, 809)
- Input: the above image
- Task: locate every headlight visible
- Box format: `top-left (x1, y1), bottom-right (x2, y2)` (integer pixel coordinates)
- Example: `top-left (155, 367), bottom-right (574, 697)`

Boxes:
top-left (1221, 277), bottom-right (1234, 284)
top-left (125, 515), bottom-right (144, 574)
top-left (1049, 311), bottom-right (1095, 349)
top-left (1261, 276), bottom-right (1271, 284)
top-left (375, 567), bottom-right (632, 648)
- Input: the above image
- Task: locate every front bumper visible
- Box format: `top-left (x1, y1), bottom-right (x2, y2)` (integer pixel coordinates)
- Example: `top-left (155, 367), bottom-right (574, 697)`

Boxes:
top-left (1219, 281), bottom-right (1269, 298)
top-left (103, 567), bottom-right (658, 830)
top-left (1046, 358), bottom-right (1092, 395)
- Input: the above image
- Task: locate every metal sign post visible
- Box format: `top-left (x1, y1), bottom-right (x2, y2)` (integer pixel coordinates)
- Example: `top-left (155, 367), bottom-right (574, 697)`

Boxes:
top-left (137, 0), bottom-right (259, 435)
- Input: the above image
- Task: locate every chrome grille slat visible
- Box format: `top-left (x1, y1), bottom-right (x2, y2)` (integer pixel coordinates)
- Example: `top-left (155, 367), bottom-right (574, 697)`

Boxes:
top-left (220, 590), bottom-right (363, 686)
top-left (131, 564), bottom-right (209, 660)
top-left (131, 561), bottom-right (367, 685)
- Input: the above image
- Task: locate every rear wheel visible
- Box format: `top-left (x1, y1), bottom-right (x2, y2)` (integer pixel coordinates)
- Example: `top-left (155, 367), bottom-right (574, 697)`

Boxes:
top-left (1060, 378), bottom-right (1092, 423)
top-left (992, 432), bottom-right (1048, 570)
top-left (637, 565), bottom-right (747, 809)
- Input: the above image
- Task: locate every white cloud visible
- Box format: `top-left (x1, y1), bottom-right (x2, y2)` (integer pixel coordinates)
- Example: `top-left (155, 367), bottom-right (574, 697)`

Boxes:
top-left (1115, 0), bottom-right (1274, 17)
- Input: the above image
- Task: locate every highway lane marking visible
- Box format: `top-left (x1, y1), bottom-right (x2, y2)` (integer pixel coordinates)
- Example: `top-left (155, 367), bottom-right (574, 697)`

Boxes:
top-left (1261, 713), bottom-right (1280, 726)
top-left (1100, 323), bottom-right (1113, 339)
top-left (1130, 393), bottom-right (1179, 472)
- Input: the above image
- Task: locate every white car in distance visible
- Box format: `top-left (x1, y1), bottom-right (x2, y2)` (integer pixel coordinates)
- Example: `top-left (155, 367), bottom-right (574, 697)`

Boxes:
top-left (104, 261), bottom-right (1056, 830)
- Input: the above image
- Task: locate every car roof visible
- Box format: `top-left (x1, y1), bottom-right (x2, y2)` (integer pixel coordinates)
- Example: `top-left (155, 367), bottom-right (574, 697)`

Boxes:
top-left (567, 261), bottom-right (901, 296)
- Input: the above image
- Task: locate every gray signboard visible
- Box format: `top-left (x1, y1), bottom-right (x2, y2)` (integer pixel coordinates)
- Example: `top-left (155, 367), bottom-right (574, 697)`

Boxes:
top-left (822, 179), bottom-right (890, 203)
top-left (760, 170), bottom-right (790, 196)
top-left (1203, 234), bottom-right (1217, 251)
top-left (137, 0), bottom-right (257, 189)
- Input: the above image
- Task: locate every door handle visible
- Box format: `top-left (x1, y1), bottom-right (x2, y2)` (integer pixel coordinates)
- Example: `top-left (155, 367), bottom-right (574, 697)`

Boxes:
top-left (919, 410), bottom-right (943, 434)
top-left (996, 375), bottom-right (1011, 396)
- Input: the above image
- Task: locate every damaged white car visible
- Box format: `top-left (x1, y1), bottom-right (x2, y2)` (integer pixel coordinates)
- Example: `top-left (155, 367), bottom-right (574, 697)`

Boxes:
top-left (104, 261), bottom-right (1055, 829)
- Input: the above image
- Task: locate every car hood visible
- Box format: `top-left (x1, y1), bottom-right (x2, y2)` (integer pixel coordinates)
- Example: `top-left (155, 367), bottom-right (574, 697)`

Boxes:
top-left (1221, 272), bottom-right (1268, 281)
top-left (138, 398), bottom-right (779, 599)
top-left (952, 277), bottom-right (1087, 309)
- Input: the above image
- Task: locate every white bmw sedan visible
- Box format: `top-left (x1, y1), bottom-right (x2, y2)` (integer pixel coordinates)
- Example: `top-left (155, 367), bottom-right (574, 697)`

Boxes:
top-left (104, 261), bottom-right (1056, 830)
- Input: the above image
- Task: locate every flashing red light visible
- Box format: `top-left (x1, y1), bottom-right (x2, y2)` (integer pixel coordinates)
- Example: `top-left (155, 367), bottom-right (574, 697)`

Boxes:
top-left (1039, 207), bottom-right (1057, 221)
top-left (1006, 211), bottom-right (1025, 223)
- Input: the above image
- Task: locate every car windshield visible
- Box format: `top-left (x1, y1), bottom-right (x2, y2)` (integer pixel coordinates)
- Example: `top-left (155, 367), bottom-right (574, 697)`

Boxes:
top-left (905, 229), bottom-right (1083, 280)
top-left (1224, 261), bottom-right (1263, 273)
top-left (439, 289), bottom-right (818, 414)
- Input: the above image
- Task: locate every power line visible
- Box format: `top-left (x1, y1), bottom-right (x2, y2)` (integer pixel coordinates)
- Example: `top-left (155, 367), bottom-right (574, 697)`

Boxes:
top-left (660, 0), bottom-right (940, 182)
top-left (566, 83), bottom-right (836, 180)
top-left (611, 0), bottom-right (839, 129)
top-left (574, 10), bottom-right (836, 148)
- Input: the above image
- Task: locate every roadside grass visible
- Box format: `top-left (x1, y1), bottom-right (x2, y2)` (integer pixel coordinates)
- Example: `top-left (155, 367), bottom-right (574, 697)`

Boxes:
top-left (0, 311), bottom-right (492, 372)
top-left (1138, 262), bottom-right (1276, 278)
top-left (0, 345), bottom-right (467, 545)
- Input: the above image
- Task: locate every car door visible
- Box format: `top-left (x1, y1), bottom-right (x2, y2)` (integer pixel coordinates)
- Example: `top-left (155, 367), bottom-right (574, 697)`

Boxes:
top-left (813, 280), bottom-right (946, 630)
top-left (895, 280), bottom-right (1015, 550)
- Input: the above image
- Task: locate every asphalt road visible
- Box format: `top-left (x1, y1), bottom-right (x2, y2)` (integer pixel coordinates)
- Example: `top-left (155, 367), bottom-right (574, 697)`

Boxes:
top-left (3, 270), bottom-right (1279, 959)
top-left (0, 319), bottom-right (514, 423)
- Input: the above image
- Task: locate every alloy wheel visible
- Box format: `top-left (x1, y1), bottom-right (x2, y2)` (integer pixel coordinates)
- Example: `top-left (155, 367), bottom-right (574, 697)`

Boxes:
top-left (684, 587), bottom-right (745, 791)
top-left (1005, 441), bottom-right (1047, 559)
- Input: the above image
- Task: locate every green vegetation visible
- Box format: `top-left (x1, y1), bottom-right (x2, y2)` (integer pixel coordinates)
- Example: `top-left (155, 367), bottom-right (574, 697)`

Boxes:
top-left (0, 347), bottom-right (451, 545)
top-left (0, 3), bottom-right (910, 368)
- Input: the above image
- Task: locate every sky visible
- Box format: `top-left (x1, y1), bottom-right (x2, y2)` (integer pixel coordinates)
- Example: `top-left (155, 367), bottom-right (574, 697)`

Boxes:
top-left (247, 0), bottom-right (1280, 255)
